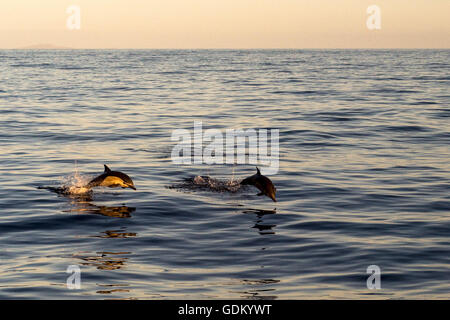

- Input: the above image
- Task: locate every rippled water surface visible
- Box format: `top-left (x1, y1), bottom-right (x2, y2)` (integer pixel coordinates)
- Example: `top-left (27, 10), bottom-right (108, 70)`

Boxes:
top-left (0, 50), bottom-right (449, 299)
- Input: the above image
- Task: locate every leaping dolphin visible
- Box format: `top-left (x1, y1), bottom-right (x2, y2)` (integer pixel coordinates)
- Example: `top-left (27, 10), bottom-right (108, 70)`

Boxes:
top-left (240, 167), bottom-right (277, 202)
top-left (86, 165), bottom-right (136, 190)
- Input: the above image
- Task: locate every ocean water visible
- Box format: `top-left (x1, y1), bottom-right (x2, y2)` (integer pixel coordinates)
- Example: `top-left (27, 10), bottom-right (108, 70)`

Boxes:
top-left (0, 49), bottom-right (449, 299)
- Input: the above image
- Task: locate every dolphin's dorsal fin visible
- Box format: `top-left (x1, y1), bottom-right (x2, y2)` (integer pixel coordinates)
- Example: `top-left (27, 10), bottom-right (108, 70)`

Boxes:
top-left (104, 164), bottom-right (112, 173)
top-left (256, 167), bottom-right (261, 175)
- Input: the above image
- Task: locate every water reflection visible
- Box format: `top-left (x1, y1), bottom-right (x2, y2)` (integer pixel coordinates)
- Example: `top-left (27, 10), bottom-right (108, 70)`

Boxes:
top-left (93, 229), bottom-right (137, 239)
top-left (234, 211), bottom-right (279, 299)
top-left (39, 185), bottom-right (136, 218)
top-left (67, 202), bottom-right (136, 218)
top-left (243, 208), bottom-right (277, 235)
top-left (56, 189), bottom-right (139, 297)
top-left (72, 251), bottom-right (131, 271)
top-left (71, 229), bottom-right (136, 297)
top-left (72, 249), bottom-right (137, 298)
top-left (96, 284), bottom-right (131, 295)
top-left (234, 279), bottom-right (280, 300)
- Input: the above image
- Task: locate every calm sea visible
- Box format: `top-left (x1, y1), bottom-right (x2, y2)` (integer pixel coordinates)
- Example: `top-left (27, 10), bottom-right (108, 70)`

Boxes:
top-left (0, 49), bottom-right (449, 299)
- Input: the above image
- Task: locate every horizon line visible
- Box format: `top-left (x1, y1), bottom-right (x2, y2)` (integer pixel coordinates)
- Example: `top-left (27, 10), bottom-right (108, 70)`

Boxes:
top-left (3, 47), bottom-right (450, 50)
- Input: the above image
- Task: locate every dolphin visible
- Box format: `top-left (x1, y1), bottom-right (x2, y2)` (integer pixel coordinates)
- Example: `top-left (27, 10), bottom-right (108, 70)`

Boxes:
top-left (240, 167), bottom-right (277, 202)
top-left (85, 165), bottom-right (136, 190)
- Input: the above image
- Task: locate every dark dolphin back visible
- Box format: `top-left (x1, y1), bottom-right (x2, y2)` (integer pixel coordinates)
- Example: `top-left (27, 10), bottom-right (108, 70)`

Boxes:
top-left (240, 167), bottom-right (262, 185)
top-left (240, 174), bottom-right (258, 185)
top-left (86, 173), bottom-right (108, 188)
top-left (109, 171), bottom-right (134, 185)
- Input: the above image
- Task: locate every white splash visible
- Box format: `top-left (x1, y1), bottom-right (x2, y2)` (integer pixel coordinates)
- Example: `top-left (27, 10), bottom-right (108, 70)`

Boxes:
top-left (60, 165), bottom-right (92, 195)
top-left (191, 175), bottom-right (241, 193)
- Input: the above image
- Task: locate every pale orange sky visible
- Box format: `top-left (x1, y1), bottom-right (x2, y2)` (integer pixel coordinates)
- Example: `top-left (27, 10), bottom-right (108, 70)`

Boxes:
top-left (0, 0), bottom-right (449, 48)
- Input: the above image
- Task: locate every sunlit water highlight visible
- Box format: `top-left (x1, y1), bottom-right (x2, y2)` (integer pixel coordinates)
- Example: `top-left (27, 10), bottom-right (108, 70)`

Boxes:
top-left (0, 49), bottom-right (449, 299)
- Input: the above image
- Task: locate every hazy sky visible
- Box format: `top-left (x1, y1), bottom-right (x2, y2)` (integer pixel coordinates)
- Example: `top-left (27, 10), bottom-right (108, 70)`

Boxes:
top-left (1, 0), bottom-right (449, 48)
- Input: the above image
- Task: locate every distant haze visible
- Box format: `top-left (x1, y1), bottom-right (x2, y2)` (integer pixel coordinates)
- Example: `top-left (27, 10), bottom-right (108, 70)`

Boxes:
top-left (18, 44), bottom-right (72, 50)
top-left (1, 0), bottom-right (449, 49)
